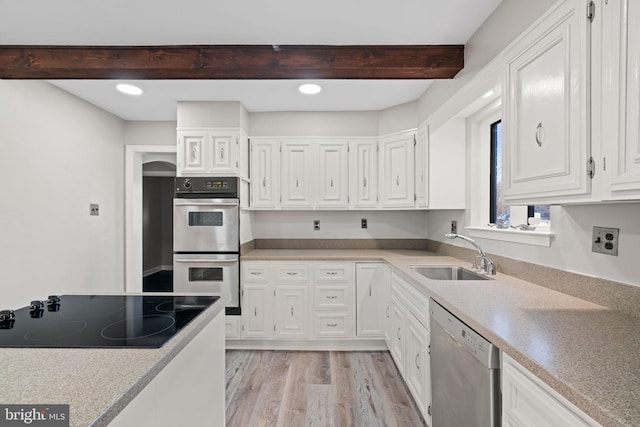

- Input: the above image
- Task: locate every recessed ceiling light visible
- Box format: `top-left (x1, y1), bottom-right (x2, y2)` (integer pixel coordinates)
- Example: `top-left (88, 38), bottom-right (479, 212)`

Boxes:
top-left (298, 83), bottom-right (322, 95)
top-left (116, 83), bottom-right (143, 96)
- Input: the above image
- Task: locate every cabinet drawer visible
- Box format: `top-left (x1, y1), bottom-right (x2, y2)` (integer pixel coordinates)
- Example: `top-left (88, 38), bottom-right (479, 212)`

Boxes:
top-left (314, 286), bottom-right (349, 310)
top-left (242, 264), bottom-right (269, 282)
top-left (313, 313), bottom-right (353, 338)
top-left (276, 265), bottom-right (309, 282)
top-left (314, 264), bottom-right (352, 283)
top-left (392, 273), bottom-right (429, 330)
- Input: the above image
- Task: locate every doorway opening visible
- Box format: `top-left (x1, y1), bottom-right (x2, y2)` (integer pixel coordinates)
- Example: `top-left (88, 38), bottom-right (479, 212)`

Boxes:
top-left (125, 145), bottom-right (177, 292)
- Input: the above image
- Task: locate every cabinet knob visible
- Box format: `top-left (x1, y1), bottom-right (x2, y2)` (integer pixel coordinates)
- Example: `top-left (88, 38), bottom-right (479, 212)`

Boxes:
top-left (535, 122), bottom-right (543, 147)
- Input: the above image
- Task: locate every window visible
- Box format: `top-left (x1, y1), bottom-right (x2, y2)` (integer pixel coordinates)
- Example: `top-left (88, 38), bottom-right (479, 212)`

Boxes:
top-left (489, 119), bottom-right (550, 226)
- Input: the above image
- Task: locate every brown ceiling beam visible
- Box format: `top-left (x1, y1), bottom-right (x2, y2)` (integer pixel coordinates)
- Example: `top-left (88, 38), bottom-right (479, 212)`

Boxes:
top-left (0, 45), bottom-right (463, 79)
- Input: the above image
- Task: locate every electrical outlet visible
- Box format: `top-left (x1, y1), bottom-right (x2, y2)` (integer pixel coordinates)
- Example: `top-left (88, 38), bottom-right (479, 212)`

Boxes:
top-left (90, 204), bottom-right (99, 216)
top-left (451, 220), bottom-right (457, 234)
top-left (314, 220), bottom-right (320, 231)
top-left (592, 226), bottom-right (619, 256)
top-left (361, 218), bottom-right (368, 229)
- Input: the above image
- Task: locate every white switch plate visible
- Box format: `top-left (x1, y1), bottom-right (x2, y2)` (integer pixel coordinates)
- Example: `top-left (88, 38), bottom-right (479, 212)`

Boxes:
top-left (592, 226), bottom-right (619, 256)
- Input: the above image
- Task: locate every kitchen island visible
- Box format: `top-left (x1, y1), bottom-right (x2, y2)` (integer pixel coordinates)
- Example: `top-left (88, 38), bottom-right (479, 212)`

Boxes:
top-left (0, 294), bottom-right (226, 427)
top-left (242, 249), bottom-right (640, 427)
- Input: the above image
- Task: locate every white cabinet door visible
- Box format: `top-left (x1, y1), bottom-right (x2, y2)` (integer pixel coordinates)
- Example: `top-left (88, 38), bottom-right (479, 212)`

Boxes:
top-left (241, 284), bottom-right (272, 339)
top-left (281, 141), bottom-right (314, 208)
top-left (207, 130), bottom-right (238, 175)
top-left (502, 0), bottom-right (591, 204)
top-left (355, 263), bottom-right (385, 337)
top-left (502, 354), bottom-right (600, 427)
top-left (603, 0), bottom-right (640, 199)
top-left (316, 140), bottom-right (349, 208)
top-left (250, 139), bottom-right (280, 208)
top-left (274, 285), bottom-right (309, 338)
top-left (389, 295), bottom-right (405, 375)
top-left (405, 311), bottom-right (431, 422)
top-left (415, 123), bottom-right (429, 207)
top-left (177, 131), bottom-right (207, 175)
top-left (349, 139), bottom-right (378, 208)
top-left (380, 131), bottom-right (415, 207)
top-left (382, 265), bottom-right (392, 346)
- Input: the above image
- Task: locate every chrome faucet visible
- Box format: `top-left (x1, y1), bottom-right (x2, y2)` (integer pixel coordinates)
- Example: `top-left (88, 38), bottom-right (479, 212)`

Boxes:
top-left (445, 233), bottom-right (496, 275)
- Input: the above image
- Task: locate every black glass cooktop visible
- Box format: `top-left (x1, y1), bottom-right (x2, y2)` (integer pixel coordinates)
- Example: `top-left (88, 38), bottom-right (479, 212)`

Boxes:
top-left (0, 295), bottom-right (219, 348)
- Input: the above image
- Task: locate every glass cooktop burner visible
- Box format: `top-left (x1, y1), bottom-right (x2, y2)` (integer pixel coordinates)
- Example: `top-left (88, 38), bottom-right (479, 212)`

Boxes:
top-left (0, 295), bottom-right (219, 348)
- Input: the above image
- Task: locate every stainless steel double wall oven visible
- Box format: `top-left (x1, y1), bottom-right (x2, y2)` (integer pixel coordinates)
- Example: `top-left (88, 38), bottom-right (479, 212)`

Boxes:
top-left (173, 177), bottom-right (240, 315)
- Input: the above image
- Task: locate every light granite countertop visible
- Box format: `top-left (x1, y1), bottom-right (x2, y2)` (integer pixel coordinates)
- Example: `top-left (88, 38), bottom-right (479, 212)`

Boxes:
top-left (0, 295), bottom-right (225, 427)
top-left (243, 249), bottom-right (640, 427)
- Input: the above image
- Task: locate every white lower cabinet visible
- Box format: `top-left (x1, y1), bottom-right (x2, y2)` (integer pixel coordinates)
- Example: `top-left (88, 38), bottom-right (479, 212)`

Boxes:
top-left (404, 311), bottom-right (431, 419)
top-left (356, 262), bottom-right (386, 337)
top-left (389, 272), bottom-right (432, 424)
top-left (502, 354), bottom-right (600, 427)
top-left (238, 261), bottom-right (356, 341)
top-left (274, 285), bottom-right (309, 338)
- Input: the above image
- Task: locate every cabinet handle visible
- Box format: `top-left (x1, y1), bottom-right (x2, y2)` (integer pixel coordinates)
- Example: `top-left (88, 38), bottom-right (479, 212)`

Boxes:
top-left (220, 146), bottom-right (225, 160)
top-left (326, 323), bottom-right (338, 327)
top-left (291, 307), bottom-right (294, 317)
top-left (363, 177), bottom-right (367, 187)
top-left (397, 328), bottom-right (401, 340)
top-left (396, 176), bottom-right (400, 186)
top-left (191, 147), bottom-right (197, 160)
top-left (386, 306), bottom-right (389, 318)
top-left (262, 177), bottom-right (266, 187)
top-left (250, 271), bottom-right (262, 276)
top-left (326, 295), bottom-right (338, 299)
top-left (415, 353), bottom-right (420, 370)
top-left (286, 272), bottom-right (298, 276)
top-left (296, 178), bottom-right (299, 188)
top-left (535, 122), bottom-right (543, 147)
top-left (330, 178), bottom-right (334, 187)
top-left (254, 307), bottom-right (257, 317)
top-left (369, 286), bottom-right (372, 297)
top-left (326, 271), bottom-right (338, 276)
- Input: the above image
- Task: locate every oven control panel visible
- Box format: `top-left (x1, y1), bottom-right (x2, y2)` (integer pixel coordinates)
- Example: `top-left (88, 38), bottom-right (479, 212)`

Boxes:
top-left (174, 177), bottom-right (238, 197)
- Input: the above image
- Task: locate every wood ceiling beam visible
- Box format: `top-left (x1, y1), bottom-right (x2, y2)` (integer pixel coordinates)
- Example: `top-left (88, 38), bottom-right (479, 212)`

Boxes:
top-left (0, 45), bottom-right (464, 79)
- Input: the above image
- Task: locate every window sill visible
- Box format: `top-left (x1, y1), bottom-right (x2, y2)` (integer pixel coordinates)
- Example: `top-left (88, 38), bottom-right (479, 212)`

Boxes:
top-left (465, 226), bottom-right (554, 247)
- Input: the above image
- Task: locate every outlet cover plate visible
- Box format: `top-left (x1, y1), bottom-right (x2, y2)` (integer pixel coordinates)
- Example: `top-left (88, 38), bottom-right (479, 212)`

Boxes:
top-left (361, 218), bottom-right (368, 229)
top-left (313, 220), bottom-right (320, 231)
top-left (451, 220), bottom-right (457, 234)
top-left (592, 226), bottom-right (619, 256)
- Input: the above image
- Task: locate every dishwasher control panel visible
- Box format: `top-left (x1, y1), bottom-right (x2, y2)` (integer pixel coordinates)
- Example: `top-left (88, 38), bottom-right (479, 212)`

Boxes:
top-left (430, 299), bottom-right (500, 368)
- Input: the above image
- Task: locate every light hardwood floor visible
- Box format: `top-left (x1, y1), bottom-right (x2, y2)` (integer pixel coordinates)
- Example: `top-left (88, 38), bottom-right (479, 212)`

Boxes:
top-left (225, 350), bottom-right (427, 427)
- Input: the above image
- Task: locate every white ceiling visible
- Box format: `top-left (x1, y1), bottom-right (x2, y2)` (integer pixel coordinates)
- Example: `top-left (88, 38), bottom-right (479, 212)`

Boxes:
top-left (1, 0), bottom-right (503, 120)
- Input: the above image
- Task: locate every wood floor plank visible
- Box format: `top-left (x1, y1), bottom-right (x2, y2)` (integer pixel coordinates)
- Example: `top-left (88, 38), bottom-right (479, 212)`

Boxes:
top-left (247, 351), bottom-right (292, 427)
top-left (276, 352), bottom-right (310, 427)
top-left (330, 351), bottom-right (357, 427)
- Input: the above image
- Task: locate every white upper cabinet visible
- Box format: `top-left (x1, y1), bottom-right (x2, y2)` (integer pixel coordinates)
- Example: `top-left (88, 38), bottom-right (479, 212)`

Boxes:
top-left (379, 130), bottom-right (416, 208)
top-left (502, 0), bottom-right (592, 204)
top-left (316, 140), bottom-right (349, 208)
top-left (177, 128), bottom-right (245, 177)
top-left (601, 0), bottom-right (640, 199)
top-left (250, 139), bottom-right (280, 209)
top-left (280, 140), bottom-right (314, 208)
top-left (415, 122), bottom-right (429, 208)
top-left (349, 139), bottom-right (379, 208)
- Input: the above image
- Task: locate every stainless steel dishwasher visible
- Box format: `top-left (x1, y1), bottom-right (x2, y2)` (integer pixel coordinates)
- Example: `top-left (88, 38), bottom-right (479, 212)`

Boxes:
top-left (430, 299), bottom-right (500, 427)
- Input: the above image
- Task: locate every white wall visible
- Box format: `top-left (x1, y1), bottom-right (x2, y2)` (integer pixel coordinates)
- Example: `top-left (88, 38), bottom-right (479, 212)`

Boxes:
top-left (378, 101), bottom-right (419, 135)
top-left (254, 210), bottom-right (428, 239)
top-left (0, 81), bottom-right (126, 307)
top-left (125, 121), bottom-right (177, 146)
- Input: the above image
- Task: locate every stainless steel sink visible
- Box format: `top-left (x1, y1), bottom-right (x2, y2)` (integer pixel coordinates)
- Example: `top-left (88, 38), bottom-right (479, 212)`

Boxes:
top-left (408, 265), bottom-right (491, 281)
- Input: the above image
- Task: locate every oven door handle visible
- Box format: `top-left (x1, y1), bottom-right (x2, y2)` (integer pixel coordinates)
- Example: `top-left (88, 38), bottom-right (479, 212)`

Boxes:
top-left (174, 258), bottom-right (238, 263)
top-left (174, 201), bottom-right (239, 207)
